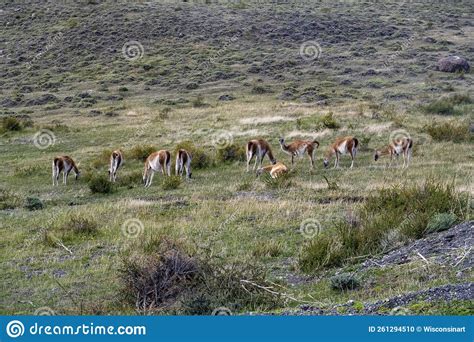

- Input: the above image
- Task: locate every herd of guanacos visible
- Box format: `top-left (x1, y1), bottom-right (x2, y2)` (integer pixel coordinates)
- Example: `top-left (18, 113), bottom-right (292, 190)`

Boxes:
top-left (51, 135), bottom-right (414, 187)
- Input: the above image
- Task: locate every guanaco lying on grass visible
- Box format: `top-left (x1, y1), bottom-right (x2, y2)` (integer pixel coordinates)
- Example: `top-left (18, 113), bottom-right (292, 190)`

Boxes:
top-left (175, 149), bottom-right (192, 179)
top-left (109, 150), bottom-right (123, 182)
top-left (256, 162), bottom-right (288, 179)
top-left (323, 136), bottom-right (359, 169)
top-left (279, 137), bottom-right (319, 169)
top-left (52, 156), bottom-right (80, 186)
top-left (143, 150), bottom-right (171, 187)
top-left (374, 137), bottom-right (413, 168)
top-left (246, 139), bottom-right (277, 172)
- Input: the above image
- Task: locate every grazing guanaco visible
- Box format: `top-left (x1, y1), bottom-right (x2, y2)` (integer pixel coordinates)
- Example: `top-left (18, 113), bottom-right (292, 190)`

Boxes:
top-left (323, 136), bottom-right (359, 169)
top-left (175, 149), bottom-right (192, 179)
top-left (256, 162), bottom-right (288, 179)
top-left (374, 137), bottom-right (413, 168)
top-left (279, 137), bottom-right (319, 169)
top-left (52, 156), bottom-right (80, 186)
top-left (143, 150), bottom-right (171, 187)
top-left (109, 150), bottom-right (123, 182)
top-left (246, 139), bottom-right (277, 172)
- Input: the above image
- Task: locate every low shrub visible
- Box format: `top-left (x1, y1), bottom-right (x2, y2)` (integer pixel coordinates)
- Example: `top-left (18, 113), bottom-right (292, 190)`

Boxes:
top-left (128, 145), bottom-right (157, 162)
top-left (330, 273), bottom-right (360, 291)
top-left (192, 95), bottom-right (207, 108)
top-left (423, 93), bottom-right (471, 115)
top-left (425, 121), bottom-right (470, 143)
top-left (216, 144), bottom-right (246, 163)
top-left (426, 212), bottom-right (457, 233)
top-left (0, 189), bottom-right (22, 209)
top-left (120, 239), bottom-right (282, 314)
top-left (162, 175), bottom-right (182, 190)
top-left (90, 149), bottom-right (113, 169)
top-left (63, 215), bottom-right (98, 235)
top-left (89, 174), bottom-right (113, 194)
top-left (117, 170), bottom-right (143, 188)
top-left (175, 141), bottom-right (212, 169)
top-left (25, 197), bottom-right (44, 211)
top-left (320, 112), bottom-right (340, 129)
top-left (299, 179), bottom-right (467, 272)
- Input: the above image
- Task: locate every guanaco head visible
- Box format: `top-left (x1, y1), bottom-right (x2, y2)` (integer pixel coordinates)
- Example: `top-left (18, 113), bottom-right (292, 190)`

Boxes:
top-left (323, 159), bottom-right (329, 168)
top-left (278, 137), bottom-right (285, 146)
top-left (374, 150), bottom-right (380, 161)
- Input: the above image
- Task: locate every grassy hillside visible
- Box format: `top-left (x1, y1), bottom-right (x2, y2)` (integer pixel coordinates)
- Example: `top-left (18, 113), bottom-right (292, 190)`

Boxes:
top-left (0, 0), bottom-right (473, 315)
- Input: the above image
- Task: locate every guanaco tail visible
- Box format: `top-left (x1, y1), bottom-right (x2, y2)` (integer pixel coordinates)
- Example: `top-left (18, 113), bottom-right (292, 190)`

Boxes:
top-left (109, 150), bottom-right (123, 182)
top-left (52, 155), bottom-right (80, 186)
top-left (143, 150), bottom-right (171, 187)
top-left (374, 137), bottom-right (413, 168)
top-left (246, 139), bottom-right (276, 172)
top-left (279, 137), bottom-right (319, 169)
top-left (323, 136), bottom-right (359, 169)
top-left (175, 149), bottom-right (192, 179)
top-left (256, 162), bottom-right (288, 179)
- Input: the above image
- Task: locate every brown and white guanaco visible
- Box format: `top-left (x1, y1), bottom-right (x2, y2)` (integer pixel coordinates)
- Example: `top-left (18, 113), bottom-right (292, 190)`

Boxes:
top-left (52, 155), bottom-right (80, 186)
top-left (246, 139), bottom-right (276, 172)
top-left (279, 137), bottom-right (319, 169)
top-left (109, 150), bottom-right (123, 182)
top-left (143, 150), bottom-right (171, 187)
top-left (374, 137), bottom-right (413, 168)
top-left (256, 161), bottom-right (288, 179)
top-left (323, 136), bottom-right (359, 169)
top-left (175, 149), bottom-right (192, 179)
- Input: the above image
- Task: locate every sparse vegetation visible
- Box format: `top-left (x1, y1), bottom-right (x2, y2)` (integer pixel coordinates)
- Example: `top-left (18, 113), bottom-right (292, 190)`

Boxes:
top-left (425, 121), bottom-right (471, 142)
top-left (88, 174), bottom-right (113, 194)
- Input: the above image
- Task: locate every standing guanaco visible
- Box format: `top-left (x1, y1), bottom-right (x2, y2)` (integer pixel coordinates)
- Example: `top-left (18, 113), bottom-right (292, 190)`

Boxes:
top-left (256, 162), bottom-right (288, 179)
top-left (374, 137), bottom-right (413, 168)
top-left (109, 150), bottom-right (123, 182)
top-left (323, 136), bottom-right (359, 169)
top-left (175, 149), bottom-right (192, 179)
top-left (246, 139), bottom-right (277, 172)
top-left (279, 137), bottom-right (319, 170)
top-left (52, 156), bottom-right (80, 186)
top-left (143, 150), bottom-right (171, 187)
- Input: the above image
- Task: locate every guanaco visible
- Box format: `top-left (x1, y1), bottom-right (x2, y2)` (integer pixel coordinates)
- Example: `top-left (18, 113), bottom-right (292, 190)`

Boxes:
top-left (109, 150), bottom-right (123, 182)
top-left (323, 136), bottom-right (359, 169)
top-left (279, 137), bottom-right (319, 169)
top-left (52, 156), bottom-right (80, 186)
top-left (143, 150), bottom-right (171, 187)
top-left (246, 139), bottom-right (277, 172)
top-left (374, 137), bottom-right (413, 168)
top-left (175, 149), bottom-right (192, 179)
top-left (256, 162), bottom-right (288, 179)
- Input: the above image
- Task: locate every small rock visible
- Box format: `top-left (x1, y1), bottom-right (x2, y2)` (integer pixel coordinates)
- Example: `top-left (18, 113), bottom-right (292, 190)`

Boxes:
top-left (436, 56), bottom-right (470, 73)
top-left (218, 94), bottom-right (235, 101)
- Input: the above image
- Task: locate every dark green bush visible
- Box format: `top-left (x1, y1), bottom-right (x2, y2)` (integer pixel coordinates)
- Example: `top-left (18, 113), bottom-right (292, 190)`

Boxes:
top-left (216, 144), bottom-right (246, 163)
top-left (425, 121), bottom-right (470, 143)
top-left (330, 273), bottom-right (360, 291)
top-left (89, 174), bottom-right (113, 194)
top-left (2, 116), bottom-right (22, 131)
top-left (128, 145), bottom-right (157, 162)
top-left (25, 197), bottom-right (44, 211)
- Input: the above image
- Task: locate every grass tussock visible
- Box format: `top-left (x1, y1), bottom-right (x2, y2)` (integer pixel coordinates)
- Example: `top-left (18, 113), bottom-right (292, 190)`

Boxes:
top-left (0, 188), bottom-right (22, 209)
top-left (120, 239), bottom-right (283, 314)
top-left (62, 214), bottom-right (99, 236)
top-left (425, 121), bottom-right (471, 143)
top-left (423, 93), bottom-right (472, 115)
top-left (128, 145), bottom-right (157, 162)
top-left (89, 174), bottom-right (113, 194)
top-left (299, 179), bottom-right (467, 273)
top-left (216, 144), bottom-right (246, 163)
top-left (161, 175), bottom-right (182, 190)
